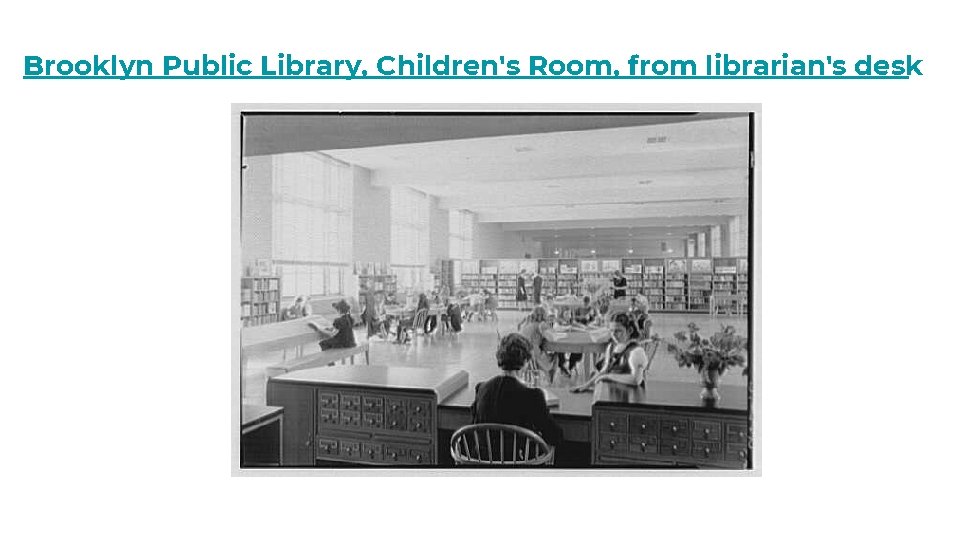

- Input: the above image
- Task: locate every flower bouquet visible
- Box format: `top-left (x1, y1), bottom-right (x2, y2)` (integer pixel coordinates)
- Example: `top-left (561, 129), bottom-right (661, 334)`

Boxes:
top-left (663, 323), bottom-right (748, 400)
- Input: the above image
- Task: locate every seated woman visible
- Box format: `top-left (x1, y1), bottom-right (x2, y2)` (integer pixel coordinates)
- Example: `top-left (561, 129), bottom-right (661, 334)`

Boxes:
top-left (417, 293), bottom-right (438, 334)
top-left (517, 306), bottom-right (555, 381)
top-left (309, 299), bottom-right (357, 350)
top-left (570, 312), bottom-right (650, 393)
top-left (470, 334), bottom-right (563, 447)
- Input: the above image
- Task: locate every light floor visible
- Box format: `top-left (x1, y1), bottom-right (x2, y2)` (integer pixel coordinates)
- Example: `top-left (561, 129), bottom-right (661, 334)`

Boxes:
top-left (242, 310), bottom-right (750, 405)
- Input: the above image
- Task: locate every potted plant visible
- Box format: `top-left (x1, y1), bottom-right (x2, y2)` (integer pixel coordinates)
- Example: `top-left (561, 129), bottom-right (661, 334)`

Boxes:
top-left (663, 323), bottom-right (748, 401)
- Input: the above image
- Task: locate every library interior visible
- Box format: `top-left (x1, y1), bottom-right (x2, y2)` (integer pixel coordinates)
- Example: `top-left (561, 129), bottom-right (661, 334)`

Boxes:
top-left (238, 111), bottom-right (754, 469)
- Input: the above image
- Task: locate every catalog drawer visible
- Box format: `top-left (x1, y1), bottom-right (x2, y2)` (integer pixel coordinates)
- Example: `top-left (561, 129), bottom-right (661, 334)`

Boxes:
top-left (660, 438), bottom-right (690, 457)
top-left (661, 418), bottom-right (690, 439)
top-left (726, 443), bottom-right (750, 464)
top-left (318, 392), bottom-right (339, 409)
top-left (628, 415), bottom-right (659, 436)
top-left (406, 414), bottom-right (429, 433)
top-left (383, 445), bottom-right (406, 463)
top-left (338, 440), bottom-right (361, 459)
top-left (628, 435), bottom-right (659, 455)
top-left (692, 440), bottom-right (723, 461)
top-left (598, 412), bottom-right (628, 433)
top-left (362, 395), bottom-right (384, 413)
top-left (318, 409), bottom-right (339, 426)
top-left (362, 442), bottom-right (383, 462)
top-left (726, 422), bottom-right (750, 444)
top-left (339, 410), bottom-right (361, 428)
top-left (362, 412), bottom-right (384, 429)
top-left (407, 399), bottom-right (430, 416)
top-left (691, 420), bottom-right (722, 442)
top-left (599, 433), bottom-right (628, 454)
top-left (339, 393), bottom-right (361, 411)
top-left (386, 398), bottom-right (406, 415)
top-left (316, 438), bottom-right (339, 457)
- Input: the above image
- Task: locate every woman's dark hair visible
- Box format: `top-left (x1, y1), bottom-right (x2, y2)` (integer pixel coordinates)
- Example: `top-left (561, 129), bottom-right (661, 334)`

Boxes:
top-left (496, 333), bottom-right (532, 371)
top-left (612, 312), bottom-right (641, 340)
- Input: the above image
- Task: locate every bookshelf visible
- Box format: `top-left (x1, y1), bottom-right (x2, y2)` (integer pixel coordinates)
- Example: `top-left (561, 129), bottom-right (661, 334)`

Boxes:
top-left (623, 258), bottom-right (644, 297)
top-left (241, 276), bottom-right (281, 327)
top-left (711, 258), bottom-right (738, 313)
top-left (688, 258), bottom-right (712, 313)
top-left (440, 256), bottom-right (750, 315)
top-left (460, 259), bottom-right (481, 293)
top-left (538, 259), bottom-right (559, 298)
top-left (557, 259), bottom-right (579, 296)
top-left (642, 259), bottom-right (665, 311)
top-left (664, 258), bottom-right (688, 311)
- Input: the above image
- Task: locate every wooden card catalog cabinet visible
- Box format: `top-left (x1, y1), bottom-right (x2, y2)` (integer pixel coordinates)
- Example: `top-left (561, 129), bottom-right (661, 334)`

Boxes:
top-left (267, 365), bottom-right (468, 466)
top-left (591, 381), bottom-right (751, 469)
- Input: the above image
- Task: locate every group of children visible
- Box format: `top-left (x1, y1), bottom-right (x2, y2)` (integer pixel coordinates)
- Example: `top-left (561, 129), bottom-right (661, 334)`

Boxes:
top-left (517, 293), bottom-right (653, 381)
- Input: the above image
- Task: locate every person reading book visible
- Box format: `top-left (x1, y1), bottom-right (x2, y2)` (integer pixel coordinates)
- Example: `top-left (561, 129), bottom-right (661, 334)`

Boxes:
top-left (570, 312), bottom-right (650, 393)
top-left (470, 333), bottom-right (563, 448)
top-left (308, 299), bottom-right (357, 350)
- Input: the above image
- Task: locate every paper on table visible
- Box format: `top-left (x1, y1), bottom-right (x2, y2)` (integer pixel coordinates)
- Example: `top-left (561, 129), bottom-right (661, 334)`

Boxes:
top-left (541, 388), bottom-right (559, 408)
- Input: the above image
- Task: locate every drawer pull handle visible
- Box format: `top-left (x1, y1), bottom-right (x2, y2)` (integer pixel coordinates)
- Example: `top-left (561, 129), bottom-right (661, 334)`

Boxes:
top-left (369, 450), bottom-right (376, 458)
top-left (640, 442), bottom-right (647, 450)
top-left (390, 452), bottom-right (398, 460)
top-left (415, 422), bottom-right (423, 430)
top-left (609, 439), bottom-right (616, 448)
top-left (739, 450), bottom-right (747, 460)
top-left (704, 428), bottom-right (711, 436)
top-left (671, 426), bottom-right (678, 434)
top-left (415, 406), bottom-right (422, 413)
top-left (704, 448), bottom-right (711, 456)
top-left (416, 454), bottom-right (423, 463)
top-left (738, 431), bottom-right (745, 439)
top-left (391, 421), bottom-right (397, 427)
top-left (640, 423), bottom-right (646, 430)
top-left (671, 444), bottom-right (678, 454)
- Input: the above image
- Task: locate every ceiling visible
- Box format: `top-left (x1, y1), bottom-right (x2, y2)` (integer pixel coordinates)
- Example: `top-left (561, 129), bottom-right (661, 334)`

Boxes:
top-left (243, 112), bottom-right (751, 243)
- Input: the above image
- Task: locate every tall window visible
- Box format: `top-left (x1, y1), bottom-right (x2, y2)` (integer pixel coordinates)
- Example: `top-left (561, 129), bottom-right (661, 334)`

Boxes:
top-left (391, 187), bottom-right (429, 289)
top-left (448, 209), bottom-right (475, 260)
top-left (272, 152), bottom-right (353, 298)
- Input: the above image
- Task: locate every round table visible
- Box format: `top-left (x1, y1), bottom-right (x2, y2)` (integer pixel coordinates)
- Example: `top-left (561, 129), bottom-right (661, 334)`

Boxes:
top-left (542, 329), bottom-right (611, 380)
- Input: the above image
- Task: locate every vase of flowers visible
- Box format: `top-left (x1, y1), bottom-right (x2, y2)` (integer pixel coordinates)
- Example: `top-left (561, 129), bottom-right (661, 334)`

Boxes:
top-left (664, 323), bottom-right (748, 402)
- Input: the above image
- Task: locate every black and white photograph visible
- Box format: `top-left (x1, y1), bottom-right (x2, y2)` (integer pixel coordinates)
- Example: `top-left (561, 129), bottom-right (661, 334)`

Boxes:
top-left (236, 107), bottom-right (758, 471)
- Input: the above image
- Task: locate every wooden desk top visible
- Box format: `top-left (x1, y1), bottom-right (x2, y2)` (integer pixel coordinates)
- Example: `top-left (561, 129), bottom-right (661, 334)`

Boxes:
top-left (594, 379), bottom-right (749, 413)
top-left (439, 382), bottom-right (595, 419)
top-left (241, 404), bottom-right (284, 429)
top-left (269, 365), bottom-right (469, 401)
top-left (241, 315), bottom-right (329, 349)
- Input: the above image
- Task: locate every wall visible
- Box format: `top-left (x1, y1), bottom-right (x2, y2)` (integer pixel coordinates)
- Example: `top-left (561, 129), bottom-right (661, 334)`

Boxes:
top-left (475, 223), bottom-right (542, 259)
top-left (429, 196), bottom-right (449, 270)
top-left (352, 166), bottom-right (391, 264)
top-left (240, 155), bottom-right (274, 272)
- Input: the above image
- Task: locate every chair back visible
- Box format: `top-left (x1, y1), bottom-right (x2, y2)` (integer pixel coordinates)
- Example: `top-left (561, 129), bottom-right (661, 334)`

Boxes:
top-left (412, 309), bottom-right (428, 334)
top-left (639, 338), bottom-right (660, 375)
top-left (450, 423), bottom-right (554, 466)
